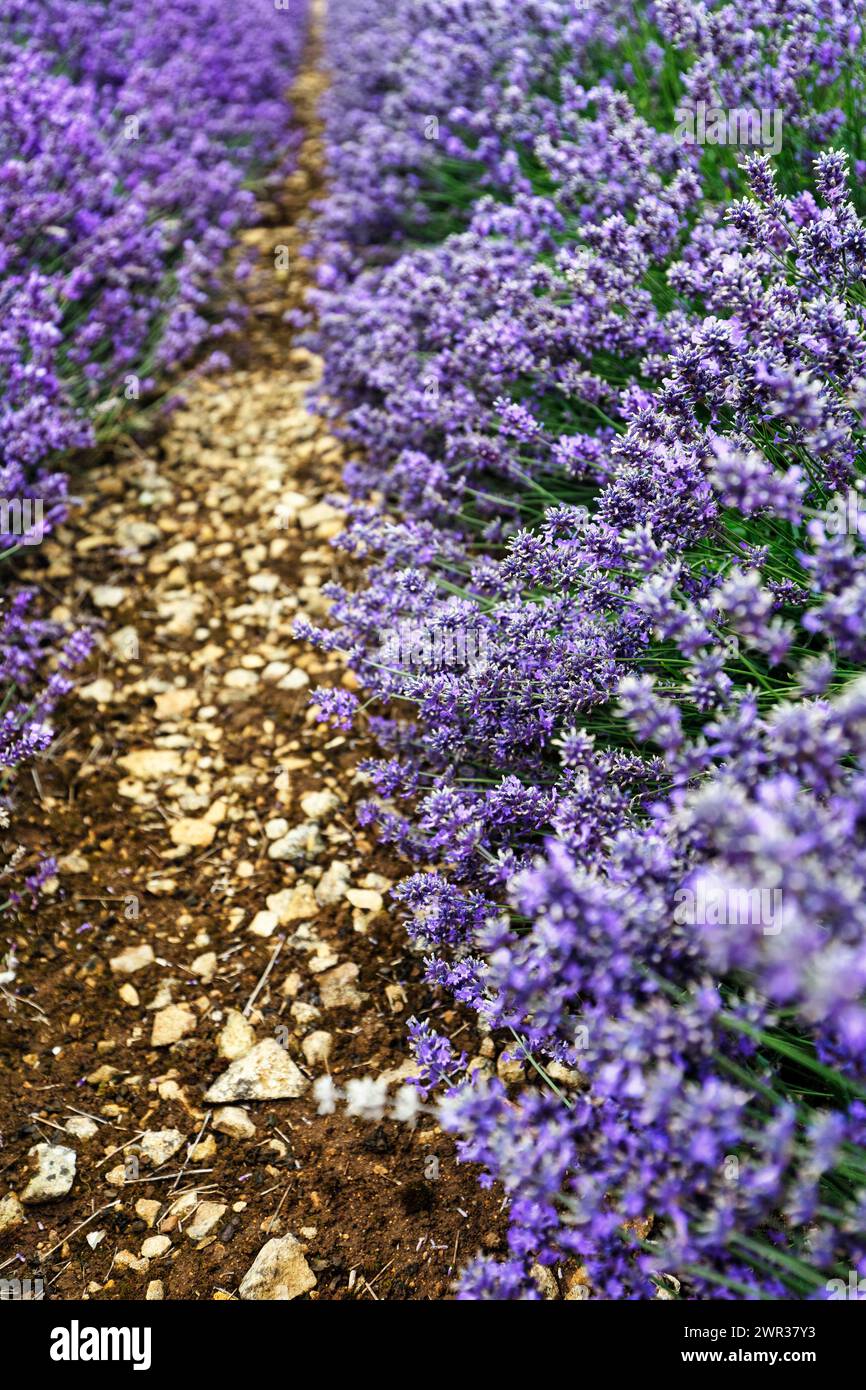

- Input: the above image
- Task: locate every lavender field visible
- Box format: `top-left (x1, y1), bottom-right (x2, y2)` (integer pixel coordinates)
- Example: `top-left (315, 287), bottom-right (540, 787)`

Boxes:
top-left (1, 0), bottom-right (866, 1332)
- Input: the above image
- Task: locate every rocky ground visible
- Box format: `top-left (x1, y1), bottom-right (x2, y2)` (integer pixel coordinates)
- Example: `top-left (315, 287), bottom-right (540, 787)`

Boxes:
top-left (0, 51), bottom-right (514, 1302)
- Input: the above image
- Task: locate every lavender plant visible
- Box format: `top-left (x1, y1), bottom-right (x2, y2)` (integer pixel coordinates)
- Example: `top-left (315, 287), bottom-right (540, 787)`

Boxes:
top-left (0, 0), bottom-right (307, 903)
top-left (307, 0), bottom-right (866, 1297)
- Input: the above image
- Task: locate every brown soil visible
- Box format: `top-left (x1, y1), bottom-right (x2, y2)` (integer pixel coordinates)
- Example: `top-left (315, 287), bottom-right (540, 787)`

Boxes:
top-left (0, 38), bottom-right (507, 1301)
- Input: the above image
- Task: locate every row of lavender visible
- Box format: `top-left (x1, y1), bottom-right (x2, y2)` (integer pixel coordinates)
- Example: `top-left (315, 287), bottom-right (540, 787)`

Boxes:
top-left (0, 3), bottom-right (306, 878)
top-left (307, 1), bottom-right (866, 1297)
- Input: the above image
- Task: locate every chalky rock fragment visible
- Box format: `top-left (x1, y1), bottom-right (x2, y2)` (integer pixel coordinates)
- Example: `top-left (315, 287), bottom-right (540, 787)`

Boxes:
top-left (239, 1234), bottom-right (316, 1300)
top-left (21, 1144), bottom-right (76, 1204)
top-left (205, 1039), bottom-right (307, 1102)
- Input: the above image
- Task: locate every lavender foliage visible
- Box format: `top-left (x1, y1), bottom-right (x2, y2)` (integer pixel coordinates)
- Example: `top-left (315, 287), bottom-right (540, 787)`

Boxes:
top-left (308, 0), bottom-right (866, 1298)
top-left (0, 2), bottom-right (306, 898)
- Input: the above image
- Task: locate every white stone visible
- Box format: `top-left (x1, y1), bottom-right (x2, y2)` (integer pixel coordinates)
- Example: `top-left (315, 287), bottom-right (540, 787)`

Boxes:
top-left (315, 860), bottom-right (351, 906)
top-left (264, 817), bottom-right (289, 839)
top-left (109, 625), bottom-right (139, 660)
top-left (224, 668), bottom-right (259, 690)
top-left (58, 851), bottom-right (90, 874)
top-left (0, 1192), bottom-right (25, 1233)
top-left (139, 1129), bottom-right (186, 1167)
top-left (298, 501), bottom-right (341, 531)
top-left (345, 888), bottom-right (384, 913)
top-left (154, 688), bottom-right (198, 719)
top-left (117, 519), bottom-right (162, 549)
top-left (212, 1107), bottom-right (257, 1140)
top-left (151, 1004), bottom-right (197, 1047)
top-left (115, 1250), bottom-right (149, 1273)
top-left (185, 1201), bottom-right (227, 1241)
top-left (91, 584), bottom-right (127, 609)
top-left (249, 572), bottom-right (279, 594)
top-left (164, 540), bottom-right (196, 564)
top-left (267, 822), bottom-right (323, 863)
top-left (65, 1116), bottom-right (99, 1141)
top-left (109, 943), bottom-right (154, 975)
top-left (277, 668), bottom-right (310, 691)
top-left (291, 1001), bottom-right (320, 1028)
top-left (249, 910), bottom-right (279, 939)
top-left (205, 1039), bottom-right (307, 1103)
top-left (191, 951), bottom-right (217, 983)
top-left (262, 661), bottom-right (291, 683)
top-left (141, 1235), bottom-right (171, 1259)
top-left (239, 1234), bottom-right (316, 1300)
top-left (117, 749), bottom-right (183, 780)
top-left (21, 1143), bottom-right (76, 1204)
top-left (169, 817), bottom-right (216, 848)
top-left (300, 790), bottom-right (339, 819)
top-left (308, 944), bottom-right (339, 974)
top-left (146, 877), bottom-right (178, 896)
top-left (136, 1199), bottom-right (161, 1227)
top-left (159, 597), bottom-right (200, 637)
top-left (79, 678), bottom-right (114, 703)
top-left (218, 1010), bottom-right (255, 1061)
top-left (266, 883), bottom-right (317, 924)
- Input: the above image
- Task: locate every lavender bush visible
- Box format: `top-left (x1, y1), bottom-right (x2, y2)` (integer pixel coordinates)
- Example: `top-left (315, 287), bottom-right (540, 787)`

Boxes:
top-left (306, 0), bottom-right (866, 1297)
top-left (0, 0), bottom-right (306, 890)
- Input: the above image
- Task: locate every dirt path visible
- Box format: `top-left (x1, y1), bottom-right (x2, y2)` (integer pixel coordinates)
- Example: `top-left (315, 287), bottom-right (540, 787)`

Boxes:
top-left (0, 41), bottom-right (504, 1302)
